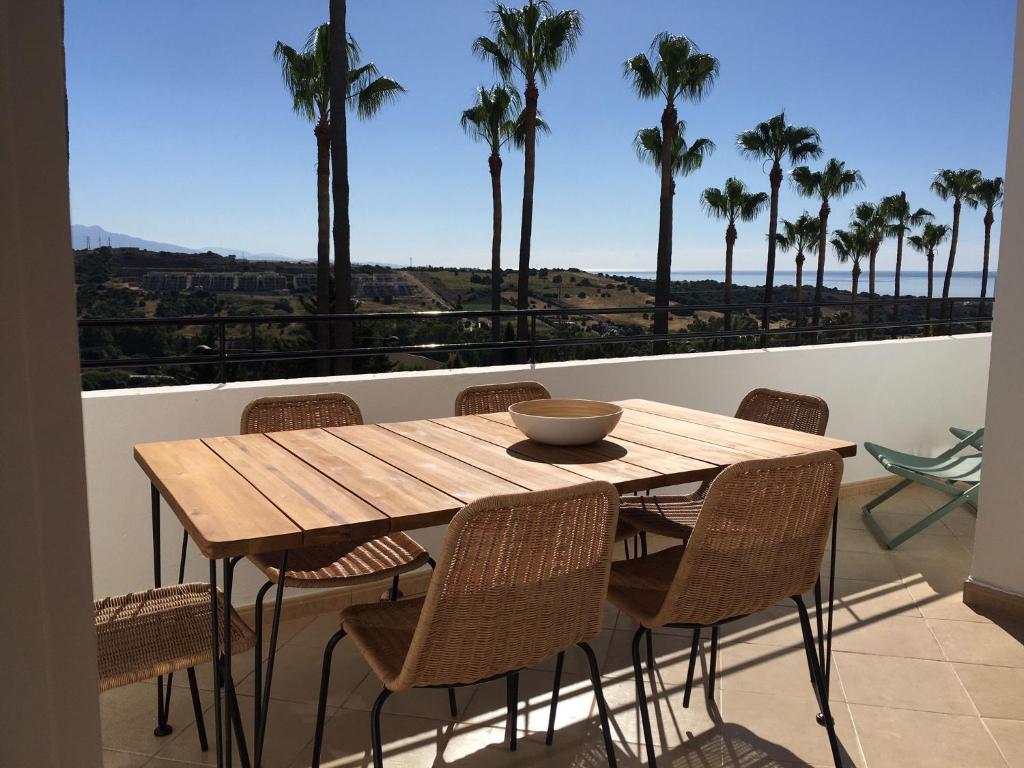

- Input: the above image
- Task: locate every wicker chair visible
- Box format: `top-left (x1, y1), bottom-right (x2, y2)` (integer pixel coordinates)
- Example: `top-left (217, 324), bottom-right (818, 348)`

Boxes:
top-left (310, 482), bottom-right (622, 768)
top-left (619, 388), bottom-right (830, 543)
top-left (240, 394), bottom-right (434, 718)
top-left (453, 381), bottom-right (551, 416)
top-left (95, 583), bottom-right (256, 752)
top-left (608, 452), bottom-right (845, 768)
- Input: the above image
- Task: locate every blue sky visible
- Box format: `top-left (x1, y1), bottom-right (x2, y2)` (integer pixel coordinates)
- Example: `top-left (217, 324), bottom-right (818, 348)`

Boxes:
top-left (66, 0), bottom-right (1015, 271)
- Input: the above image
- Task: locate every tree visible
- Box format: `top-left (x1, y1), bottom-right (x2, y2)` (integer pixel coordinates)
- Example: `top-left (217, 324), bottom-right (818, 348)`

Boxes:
top-left (474, 0), bottom-right (583, 352)
top-left (327, 4), bottom-right (405, 373)
top-left (700, 177), bottom-right (768, 332)
top-left (879, 191), bottom-right (932, 319)
top-left (831, 226), bottom-right (870, 324)
top-left (975, 176), bottom-right (1004, 302)
top-left (737, 112), bottom-right (822, 309)
top-left (930, 168), bottom-right (981, 318)
top-left (908, 223), bottom-right (951, 324)
top-left (851, 202), bottom-right (887, 327)
top-left (775, 212), bottom-right (820, 323)
top-left (790, 158), bottom-right (863, 328)
top-left (624, 32), bottom-right (719, 349)
top-left (460, 85), bottom-right (545, 357)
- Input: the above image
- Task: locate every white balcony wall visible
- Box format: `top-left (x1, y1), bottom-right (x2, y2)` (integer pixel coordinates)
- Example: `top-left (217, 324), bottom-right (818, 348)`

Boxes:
top-left (82, 334), bottom-right (991, 605)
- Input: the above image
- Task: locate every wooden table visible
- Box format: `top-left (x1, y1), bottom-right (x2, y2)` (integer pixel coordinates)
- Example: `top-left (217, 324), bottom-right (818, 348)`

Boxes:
top-left (135, 398), bottom-right (856, 767)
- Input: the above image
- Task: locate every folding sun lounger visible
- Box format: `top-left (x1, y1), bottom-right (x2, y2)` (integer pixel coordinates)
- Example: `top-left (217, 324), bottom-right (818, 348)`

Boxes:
top-left (862, 428), bottom-right (984, 549)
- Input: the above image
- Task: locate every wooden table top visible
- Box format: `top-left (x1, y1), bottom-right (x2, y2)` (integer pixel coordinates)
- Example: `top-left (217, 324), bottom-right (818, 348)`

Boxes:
top-left (134, 398), bottom-right (857, 559)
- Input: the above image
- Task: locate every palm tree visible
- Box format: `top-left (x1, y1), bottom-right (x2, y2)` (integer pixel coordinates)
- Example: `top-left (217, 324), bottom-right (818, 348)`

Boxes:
top-left (461, 85), bottom-right (521, 354)
top-left (624, 33), bottom-right (719, 348)
top-left (975, 176), bottom-right (1004, 302)
top-left (851, 202), bottom-right (887, 326)
top-left (879, 191), bottom-right (932, 320)
top-left (908, 222), bottom-right (951, 324)
top-left (790, 159), bottom-right (863, 328)
top-left (317, 6), bottom-right (405, 372)
top-left (775, 212), bottom-right (820, 323)
top-left (737, 112), bottom-right (822, 308)
top-left (831, 226), bottom-right (869, 325)
top-left (474, 1), bottom-right (583, 350)
top-left (700, 178), bottom-right (768, 332)
top-left (930, 169), bottom-right (982, 319)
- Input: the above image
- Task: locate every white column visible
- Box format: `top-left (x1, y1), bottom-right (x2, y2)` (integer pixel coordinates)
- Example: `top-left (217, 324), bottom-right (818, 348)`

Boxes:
top-left (969, 0), bottom-right (1024, 608)
top-left (0, 1), bottom-right (103, 765)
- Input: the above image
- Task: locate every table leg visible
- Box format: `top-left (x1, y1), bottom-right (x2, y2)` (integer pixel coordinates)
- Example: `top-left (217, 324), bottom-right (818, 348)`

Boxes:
top-left (254, 551), bottom-right (289, 768)
top-left (151, 484), bottom-right (174, 737)
top-left (223, 558), bottom-right (235, 768)
top-left (816, 499), bottom-right (839, 727)
top-left (209, 559), bottom-right (224, 768)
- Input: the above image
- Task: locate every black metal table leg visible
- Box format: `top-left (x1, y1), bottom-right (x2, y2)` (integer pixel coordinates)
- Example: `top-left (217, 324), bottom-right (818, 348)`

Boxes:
top-left (151, 484), bottom-right (174, 737)
top-left (254, 550), bottom-right (288, 768)
top-left (223, 558), bottom-right (236, 768)
top-left (209, 560), bottom-right (224, 768)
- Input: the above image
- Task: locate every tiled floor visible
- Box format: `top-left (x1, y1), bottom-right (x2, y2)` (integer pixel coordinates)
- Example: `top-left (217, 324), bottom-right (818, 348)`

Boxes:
top-left (101, 483), bottom-right (1024, 767)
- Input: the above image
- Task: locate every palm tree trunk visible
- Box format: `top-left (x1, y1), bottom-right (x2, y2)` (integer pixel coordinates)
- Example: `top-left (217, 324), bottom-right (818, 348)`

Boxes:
top-left (812, 199), bottom-right (830, 330)
top-left (329, 0), bottom-right (352, 375)
top-left (981, 207), bottom-right (994, 301)
top-left (764, 161), bottom-right (783, 307)
top-left (724, 223), bottom-right (736, 339)
top-left (868, 243), bottom-right (878, 333)
top-left (653, 102), bottom-right (677, 354)
top-left (851, 265), bottom-right (861, 330)
top-left (940, 199), bottom-right (961, 334)
top-left (795, 251), bottom-right (804, 327)
top-left (489, 152), bottom-right (503, 363)
top-left (314, 119), bottom-right (331, 375)
top-left (926, 252), bottom-right (934, 332)
top-left (893, 230), bottom-right (904, 323)
top-left (515, 80), bottom-right (539, 361)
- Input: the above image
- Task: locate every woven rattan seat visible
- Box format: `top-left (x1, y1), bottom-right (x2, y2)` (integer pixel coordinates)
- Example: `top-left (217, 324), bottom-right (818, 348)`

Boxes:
top-left (249, 533), bottom-right (430, 588)
top-left (619, 388), bottom-right (830, 541)
top-left (241, 393), bottom-right (430, 591)
top-left (95, 583), bottom-right (255, 692)
top-left (453, 381), bottom-right (551, 416)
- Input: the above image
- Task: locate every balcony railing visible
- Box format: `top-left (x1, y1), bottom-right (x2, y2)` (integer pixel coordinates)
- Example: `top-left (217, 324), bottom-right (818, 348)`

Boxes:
top-left (78, 296), bottom-right (994, 386)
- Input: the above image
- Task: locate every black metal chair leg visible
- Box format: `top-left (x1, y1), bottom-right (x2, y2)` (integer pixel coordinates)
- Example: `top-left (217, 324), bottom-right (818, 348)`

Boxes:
top-left (814, 579), bottom-right (825, 672)
top-left (794, 596), bottom-right (844, 768)
top-left (506, 672), bottom-right (519, 751)
top-left (623, 539), bottom-right (631, 560)
top-left (546, 651), bottom-right (565, 746)
top-left (311, 628), bottom-right (346, 768)
top-left (683, 627), bottom-right (700, 708)
top-left (645, 629), bottom-right (655, 675)
top-left (224, 668), bottom-right (252, 768)
top-left (186, 667), bottom-right (208, 752)
top-left (708, 626), bottom-right (720, 700)
top-left (389, 574), bottom-right (400, 601)
top-left (578, 642), bottom-right (618, 768)
top-left (447, 687), bottom-right (458, 719)
top-left (639, 531), bottom-right (648, 557)
top-left (631, 628), bottom-right (658, 768)
top-left (370, 688), bottom-right (392, 768)
top-left (252, 579), bottom-right (273, 734)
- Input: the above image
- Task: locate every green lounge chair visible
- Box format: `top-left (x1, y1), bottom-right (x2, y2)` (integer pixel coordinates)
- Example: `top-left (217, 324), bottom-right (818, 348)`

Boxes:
top-left (862, 428), bottom-right (984, 548)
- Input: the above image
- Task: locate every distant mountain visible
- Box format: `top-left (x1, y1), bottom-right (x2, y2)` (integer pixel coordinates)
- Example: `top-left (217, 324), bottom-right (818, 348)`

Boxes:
top-left (71, 224), bottom-right (295, 262)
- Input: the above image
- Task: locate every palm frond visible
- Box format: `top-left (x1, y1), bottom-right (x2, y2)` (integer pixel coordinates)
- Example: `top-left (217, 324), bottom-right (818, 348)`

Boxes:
top-left (623, 53), bottom-right (661, 100)
top-left (351, 76), bottom-right (405, 119)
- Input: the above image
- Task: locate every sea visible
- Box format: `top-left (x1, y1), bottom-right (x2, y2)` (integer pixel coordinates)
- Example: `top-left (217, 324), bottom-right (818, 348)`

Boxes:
top-left (599, 270), bottom-right (996, 298)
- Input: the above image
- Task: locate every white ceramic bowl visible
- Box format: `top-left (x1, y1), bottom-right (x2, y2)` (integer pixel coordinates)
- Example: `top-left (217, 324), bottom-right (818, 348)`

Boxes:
top-left (508, 399), bottom-right (623, 446)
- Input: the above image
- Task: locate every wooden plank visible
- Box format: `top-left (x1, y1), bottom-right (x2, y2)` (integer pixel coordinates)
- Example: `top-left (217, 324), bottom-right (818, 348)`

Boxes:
top-left (326, 424), bottom-right (526, 502)
top-left (616, 407), bottom-right (807, 458)
top-left (432, 415), bottom-right (671, 493)
top-left (479, 410), bottom-right (721, 479)
top-left (381, 419), bottom-right (592, 491)
top-left (134, 440), bottom-right (302, 558)
top-left (267, 428), bottom-right (463, 530)
top-left (615, 399), bottom-right (858, 457)
top-left (613, 420), bottom-right (767, 466)
top-left (202, 434), bottom-right (390, 545)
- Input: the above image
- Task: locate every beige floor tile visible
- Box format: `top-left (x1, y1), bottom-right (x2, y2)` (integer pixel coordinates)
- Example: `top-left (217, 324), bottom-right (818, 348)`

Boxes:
top-left (530, 632), bottom-right (613, 678)
top-left (829, 550), bottom-right (901, 583)
top-left (343, 674), bottom-right (469, 723)
top-left (891, 534), bottom-right (973, 561)
top-left (300, 707), bottom-right (523, 768)
top-left (718, 643), bottom-right (844, 702)
top-left (155, 694), bottom-right (323, 767)
top-left (901, 569), bottom-right (987, 622)
top-left (928, 619), bottom-right (1024, 667)
top-left (832, 528), bottom-right (891, 554)
top-left (601, 629), bottom-right (699, 686)
top-left (985, 718), bottom-right (1024, 767)
top-left (170, 649), bottom-right (256, 693)
top-left (721, 607), bottom-right (806, 649)
top-left (100, 682), bottom-right (209, 756)
top-left (511, 725), bottom-right (643, 767)
top-left (831, 615), bottom-right (945, 660)
top-left (237, 634), bottom-right (370, 707)
top-left (286, 611), bottom-right (347, 650)
top-left (834, 653), bottom-right (974, 714)
top-left (861, 509), bottom-right (957, 544)
top-left (849, 704), bottom-right (1007, 768)
top-left (829, 578), bottom-right (922, 627)
top-left (954, 664), bottom-right (1024, 719)
top-left (147, 760), bottom-right (209, 768)
top-left (940, 507), bottom-right (977, 536)
top-left (721, 691), bottom-right (860, 767)
top-left (101, 749), bottom-right (150, 768)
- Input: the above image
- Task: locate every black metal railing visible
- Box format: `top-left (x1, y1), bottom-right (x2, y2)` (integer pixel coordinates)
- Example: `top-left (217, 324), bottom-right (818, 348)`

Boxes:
top-left (78, 296), bottom-right (994, 386)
